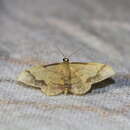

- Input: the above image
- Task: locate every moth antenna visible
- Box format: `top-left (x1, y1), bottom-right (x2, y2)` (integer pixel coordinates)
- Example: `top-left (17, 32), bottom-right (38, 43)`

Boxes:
top-left (68, 48), bottom-right (82, 58)
top-left (56, 46), bottom-right (66, 57)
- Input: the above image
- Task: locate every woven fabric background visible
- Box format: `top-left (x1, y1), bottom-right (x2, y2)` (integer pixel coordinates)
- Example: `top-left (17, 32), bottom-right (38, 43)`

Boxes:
top-left (0, 0), bottom-right (130, 130)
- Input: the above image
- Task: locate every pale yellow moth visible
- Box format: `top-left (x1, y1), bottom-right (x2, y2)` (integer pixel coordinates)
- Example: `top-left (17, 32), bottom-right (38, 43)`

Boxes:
top-left (17, 47), bottom-right (115, 96)
top-left (17, 57), bottom-right (115, 96)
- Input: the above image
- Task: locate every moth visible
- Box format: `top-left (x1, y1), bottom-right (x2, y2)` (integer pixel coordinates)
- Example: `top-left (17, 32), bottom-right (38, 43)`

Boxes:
top-left (17, 56), bottom-right (115, 96)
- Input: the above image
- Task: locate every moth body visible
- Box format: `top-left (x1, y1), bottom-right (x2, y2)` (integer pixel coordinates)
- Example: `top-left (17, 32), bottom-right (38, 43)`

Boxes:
top-left (62, 58), bottom-right (71, 94)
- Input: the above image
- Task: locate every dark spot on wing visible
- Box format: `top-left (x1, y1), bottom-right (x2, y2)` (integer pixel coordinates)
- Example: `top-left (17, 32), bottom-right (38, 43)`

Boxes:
top-left (35, 80), bottom-right (47, 86)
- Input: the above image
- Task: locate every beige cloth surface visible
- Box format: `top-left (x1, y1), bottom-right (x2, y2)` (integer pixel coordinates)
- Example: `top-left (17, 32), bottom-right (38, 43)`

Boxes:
top-left (0, 0), bottom-right (130, 130)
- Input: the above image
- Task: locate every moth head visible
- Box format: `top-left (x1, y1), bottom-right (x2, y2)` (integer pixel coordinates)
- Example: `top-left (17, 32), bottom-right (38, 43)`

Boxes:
top-left (63, 57), bottom-right (69, 62)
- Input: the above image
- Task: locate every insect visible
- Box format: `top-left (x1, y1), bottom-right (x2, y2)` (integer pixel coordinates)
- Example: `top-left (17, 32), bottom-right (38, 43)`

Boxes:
top-left (17, 48), bottom-right (115, 96)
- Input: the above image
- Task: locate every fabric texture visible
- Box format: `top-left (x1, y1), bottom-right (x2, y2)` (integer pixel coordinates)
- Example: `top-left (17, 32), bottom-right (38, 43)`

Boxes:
top-left (0, 0), bottom-right (130, 130)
